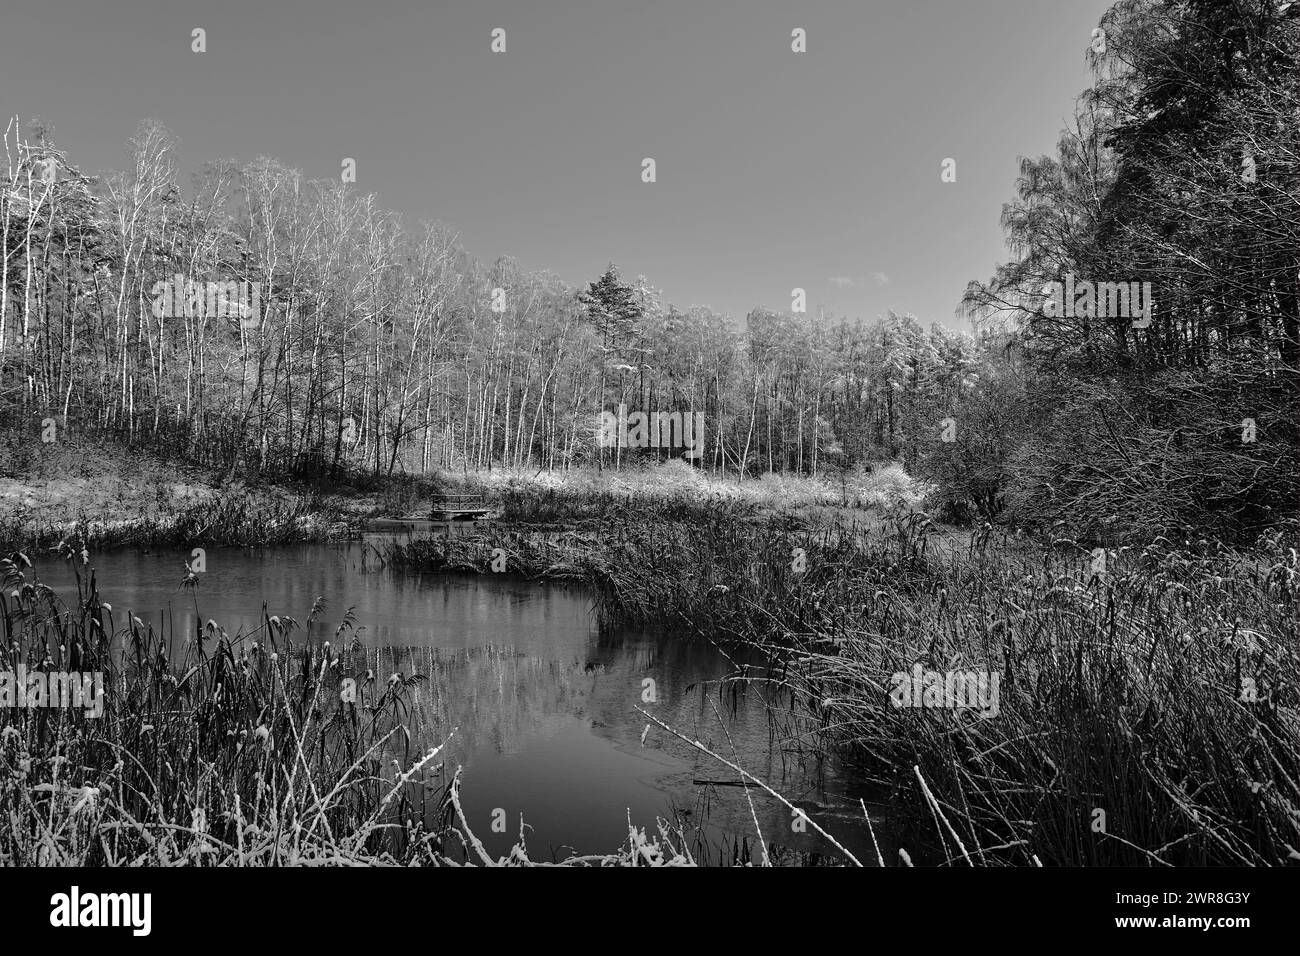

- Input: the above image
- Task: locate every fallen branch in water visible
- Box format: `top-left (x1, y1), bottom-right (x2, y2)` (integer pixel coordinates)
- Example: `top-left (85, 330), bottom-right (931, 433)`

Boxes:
top-left (637, 706), bottom-right (862, 866)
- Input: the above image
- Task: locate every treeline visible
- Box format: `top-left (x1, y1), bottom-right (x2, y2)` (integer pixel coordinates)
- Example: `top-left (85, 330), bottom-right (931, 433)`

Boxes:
top-left (1, 0), bottom-right (1296, 544)
top-left (955, 0), bottom-right (1300, 541)
top-left (0, 118), bottom-right (991, 485)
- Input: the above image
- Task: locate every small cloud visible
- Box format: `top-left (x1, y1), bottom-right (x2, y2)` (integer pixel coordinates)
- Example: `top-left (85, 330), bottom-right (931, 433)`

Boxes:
top-left (872, 272), bottom-right (891, 287)
top-left (827, 276), bottom-right (858, 289)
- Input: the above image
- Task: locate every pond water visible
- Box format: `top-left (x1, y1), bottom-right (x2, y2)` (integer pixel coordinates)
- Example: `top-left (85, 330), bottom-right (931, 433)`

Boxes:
top-left (26, 533), bottom-right (884, 865)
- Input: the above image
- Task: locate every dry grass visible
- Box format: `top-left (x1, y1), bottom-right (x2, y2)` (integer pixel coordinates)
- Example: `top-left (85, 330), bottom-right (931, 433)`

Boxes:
top-left (0, 548), bottom-right (694, 866)
top-left (436, 461), bottom-right (931, 526)
top-left (387, 511), bottom-right (1300, 865)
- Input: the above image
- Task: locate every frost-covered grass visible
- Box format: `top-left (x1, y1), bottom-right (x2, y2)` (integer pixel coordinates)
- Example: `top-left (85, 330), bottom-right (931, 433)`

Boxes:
top-left (388, 511), bottom-right (1300, 866)
top-left (0, 429), bottom-right (367, 550)
top-left (441, 461), bottom-right (931, 525)
top-left (0, 490), bottom-right (358, 552)
top-left (0, 428), bottom-right (934, 548)
top-left (0, 551), bottom-right (698, 867)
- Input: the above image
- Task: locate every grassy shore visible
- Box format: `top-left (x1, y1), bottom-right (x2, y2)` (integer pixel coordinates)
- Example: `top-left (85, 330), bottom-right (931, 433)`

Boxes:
top-left (0, 551), bottom-right (701, 866)
top-left (443, 458), bottom-right (929, 527)
top-left (0, 429), bottom-right (925, 550)
top-left (385, 510), bottom-right (1300, 866)
top-left (0, 432), bottom-right (348, 549)
top-left (5, 433), bottom-right (1296, 865)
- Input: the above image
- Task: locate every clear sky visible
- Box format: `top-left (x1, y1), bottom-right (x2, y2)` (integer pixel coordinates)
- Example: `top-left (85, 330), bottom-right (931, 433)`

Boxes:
top-left (0, 0), bottom-right (1113, 328)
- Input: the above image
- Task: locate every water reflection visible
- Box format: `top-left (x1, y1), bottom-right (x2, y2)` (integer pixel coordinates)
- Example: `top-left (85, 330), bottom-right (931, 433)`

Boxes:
top-left (28, 539), bottom-right (883, 864)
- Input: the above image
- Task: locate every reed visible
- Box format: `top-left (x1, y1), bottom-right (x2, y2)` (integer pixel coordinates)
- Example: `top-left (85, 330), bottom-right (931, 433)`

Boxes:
top-left (0, 492), bottom-right (357, 553)
top-left (0, 548), bottom-right (697, 866)
top-left (429, 461), bottom-right (925, 527)
top-left (386, 511), bottom-right (1300, 865)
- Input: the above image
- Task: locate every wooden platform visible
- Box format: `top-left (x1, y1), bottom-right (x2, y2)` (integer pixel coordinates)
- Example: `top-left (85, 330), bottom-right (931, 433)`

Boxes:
top-left (430, 493), bottom-right (492, 521)
top-left (430, 507), bottom-right (492, 520)
top-left (376, 494), bottom-right (493, 523)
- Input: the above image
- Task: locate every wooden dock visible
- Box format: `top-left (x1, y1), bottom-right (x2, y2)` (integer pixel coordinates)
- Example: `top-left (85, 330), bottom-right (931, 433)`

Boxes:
top-left (376, 494), bottom-right (494, 525)
top-left (429, 493), bottom-right (493, 521)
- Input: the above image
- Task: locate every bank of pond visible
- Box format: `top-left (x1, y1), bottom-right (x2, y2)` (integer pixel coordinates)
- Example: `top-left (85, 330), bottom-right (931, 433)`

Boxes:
top-left (4, 536), bottom-right (884, 865)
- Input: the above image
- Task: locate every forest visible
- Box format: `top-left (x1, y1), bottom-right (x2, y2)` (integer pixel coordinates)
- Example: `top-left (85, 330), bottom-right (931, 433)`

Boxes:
top-left (2, 0), bottom-right (1291, 547)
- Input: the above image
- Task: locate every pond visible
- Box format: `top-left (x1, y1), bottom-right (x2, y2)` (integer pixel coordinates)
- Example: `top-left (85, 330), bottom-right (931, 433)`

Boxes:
top-left (26, 533), bottom-right (884, 865)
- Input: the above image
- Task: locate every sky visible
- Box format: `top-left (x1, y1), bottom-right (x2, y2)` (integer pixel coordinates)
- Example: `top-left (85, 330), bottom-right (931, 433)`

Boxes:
top-left (0, 0), bottom-right (1114, 329)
